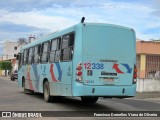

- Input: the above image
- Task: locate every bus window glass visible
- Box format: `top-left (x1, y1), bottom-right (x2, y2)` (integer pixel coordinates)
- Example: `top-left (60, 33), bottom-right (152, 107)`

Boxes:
top-left (41, 42), bottom-right (49, 63)
top-left (61, 33), bottom-right (74, 61)
top-left (57, 38), bottom-right (61, 49)
top-left (28, 47), bottom-right (33, 64)
top-left (20, 54), bottom-right (23, 66)
top-left (23, 49), bottom-right (28, 65)
top-left (49, 38), bottom-right (61, 62)
top-left (62, 48), bottom-right (70, 61)
top-left (49, 51), bottom-right (55, 62)
top-left (69, 33), bottom-right (74, 47)
top-left (55, 50), bottom-right (60, 62)
top-left (62, 35), bottom-right (70, 49)
top-left (33, 45), bottom-right (39, 63)
top-left (51, 40), bottom-right (57, 51)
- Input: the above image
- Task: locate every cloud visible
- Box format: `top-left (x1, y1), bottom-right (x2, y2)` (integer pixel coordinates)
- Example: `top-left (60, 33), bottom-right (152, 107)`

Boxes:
top-left (0, 0), bottom-right (55, 12)
top-left (0, 0), bottom-right (160, 41)
top-left (0, 21), bottom-right (49, 33)
top-left (0, 0), bottom-right (103, 12)
top-left (0, 9), bottom-right (78, 31)
top-left (0, 21), bottom-right (50, 42)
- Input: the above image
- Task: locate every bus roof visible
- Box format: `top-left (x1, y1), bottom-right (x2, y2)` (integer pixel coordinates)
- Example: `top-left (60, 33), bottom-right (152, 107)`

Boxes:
top-left (21, 23), bottom-right (133, 51)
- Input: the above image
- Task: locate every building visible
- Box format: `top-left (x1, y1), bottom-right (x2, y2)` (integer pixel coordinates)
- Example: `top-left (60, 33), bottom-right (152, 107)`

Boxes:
top-left (136, 40), bottom-right (160, 92)
top-left (1, 41), bottom-right (26, 74)
top-left (3, 41), bottom-right (19, 60)
top-left (136, 40), bottom-right (160, 79)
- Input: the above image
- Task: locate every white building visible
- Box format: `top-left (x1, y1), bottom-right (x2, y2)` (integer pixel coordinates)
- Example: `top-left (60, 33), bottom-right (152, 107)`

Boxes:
top-left (2, 41), bottom-right (24, 60)
top-left (2, 41), bottom-right (26, 74)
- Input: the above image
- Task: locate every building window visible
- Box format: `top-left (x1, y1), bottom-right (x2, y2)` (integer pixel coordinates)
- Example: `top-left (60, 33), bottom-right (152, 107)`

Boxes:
top-left (136, 55), bottom-right (140, 78)
top-left (146, 55), bottom-right (160, 79)
top-left (14, 46), bottom-right (17, 50)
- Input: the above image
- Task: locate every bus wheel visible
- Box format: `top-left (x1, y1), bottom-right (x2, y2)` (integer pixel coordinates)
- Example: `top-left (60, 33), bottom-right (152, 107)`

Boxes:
top-left (22, 78), bottom-right (27, 94)
top-left (22, 78), bottom-right (34, 94)
top-left (81, 97), bottom-right (99, 103)
top-left (43, 81), bottom-right (52, 102)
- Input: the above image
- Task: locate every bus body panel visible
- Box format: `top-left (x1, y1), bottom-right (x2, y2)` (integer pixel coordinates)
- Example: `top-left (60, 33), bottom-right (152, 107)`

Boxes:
top-left (72, 24), bottom-right (84, 96)
top-left (82, 25), bottom-right (136, 87)
top-left (83, 84), bottom-right (136, 97)
top-left (18, 25), bottom-right (75, 96)
top-left (18, 23), bottom-right (136, 98)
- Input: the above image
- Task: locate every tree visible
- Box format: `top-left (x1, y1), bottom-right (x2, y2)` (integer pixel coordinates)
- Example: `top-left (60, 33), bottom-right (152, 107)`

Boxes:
top-left (17, 38), bottom-right (28, 46)
top-left (0, 61), bottom-right (12, 76)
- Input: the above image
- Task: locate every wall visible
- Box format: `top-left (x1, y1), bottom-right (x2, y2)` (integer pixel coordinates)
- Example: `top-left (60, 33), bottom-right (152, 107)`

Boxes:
top-left (136, 79), bottom-right (160, 92)
top-left (137, 41), bottom-right (160, 54)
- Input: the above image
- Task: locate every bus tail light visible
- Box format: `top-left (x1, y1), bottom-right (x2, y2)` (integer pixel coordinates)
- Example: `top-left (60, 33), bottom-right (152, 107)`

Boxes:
top-left (77, 71), bottom-right (82, 76)
top-left (133, 64), bottom-right (137, 84)
top-left (76, 63), bottom-right (82, 82)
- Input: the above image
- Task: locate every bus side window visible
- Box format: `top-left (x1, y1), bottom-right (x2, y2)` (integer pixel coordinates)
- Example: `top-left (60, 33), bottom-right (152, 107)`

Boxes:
top-left (20, 53), bottom-right (23, 66)
top-left (61, 33), bottom-right (74, 61)
top-left (33, 45), bottom-right (39, 64)
top-left (23, 49), bottom-right (28, 65)
top-left (18, 53), bottom-right (23, 69)
top-left (50, 39), bottom-right (57, 62)
top-left (28, 47), bottom-right (33, 64)
top-left (54, 38), bottom-right (61, 62)
top-left (18, 53), bottom-right (21, 65)
top-left (41, 42), bottom-right (49, 63)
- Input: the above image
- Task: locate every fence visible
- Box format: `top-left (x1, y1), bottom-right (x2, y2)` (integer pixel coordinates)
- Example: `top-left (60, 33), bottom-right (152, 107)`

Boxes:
top-left (136, 55), bottom-right (160, 80)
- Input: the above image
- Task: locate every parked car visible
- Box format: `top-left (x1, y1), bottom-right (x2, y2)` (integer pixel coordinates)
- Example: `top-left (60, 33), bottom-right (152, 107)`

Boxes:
top-left (11, 70), bottom-right (18, 81)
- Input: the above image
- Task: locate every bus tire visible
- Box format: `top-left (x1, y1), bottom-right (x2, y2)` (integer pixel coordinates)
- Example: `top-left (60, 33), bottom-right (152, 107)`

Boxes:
top-left (81, 97), bottom-right (99, 103)
top-left (43, 81), bottom-right (52, 102)
top-left (22, 78), bottom-right (34, 94)
top-left (22, 78), bottom-right (27, 94)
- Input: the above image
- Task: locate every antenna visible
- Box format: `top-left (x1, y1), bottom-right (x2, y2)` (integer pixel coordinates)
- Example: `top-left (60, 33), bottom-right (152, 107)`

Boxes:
top-left (81, 17), bottom-right (85, 23)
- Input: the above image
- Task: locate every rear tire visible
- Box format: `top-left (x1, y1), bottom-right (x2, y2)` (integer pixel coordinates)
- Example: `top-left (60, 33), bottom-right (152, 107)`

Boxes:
top-left (81, 97), bottom-right (99, 103)
top-left (43, 81), bottom-right (52, 102)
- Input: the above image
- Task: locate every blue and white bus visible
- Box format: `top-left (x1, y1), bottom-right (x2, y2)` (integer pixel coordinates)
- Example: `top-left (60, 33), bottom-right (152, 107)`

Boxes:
top-left (17, 20), bottom-right (137, 103)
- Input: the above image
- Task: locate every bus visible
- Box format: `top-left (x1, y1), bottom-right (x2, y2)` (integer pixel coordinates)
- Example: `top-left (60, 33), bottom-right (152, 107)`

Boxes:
top-left (17, 21), bottom-right (137, 103)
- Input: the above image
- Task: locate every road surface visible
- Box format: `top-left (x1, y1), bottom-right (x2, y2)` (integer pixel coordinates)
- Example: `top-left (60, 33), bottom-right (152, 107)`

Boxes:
top-left (0, 77), bottom-right (159, 120)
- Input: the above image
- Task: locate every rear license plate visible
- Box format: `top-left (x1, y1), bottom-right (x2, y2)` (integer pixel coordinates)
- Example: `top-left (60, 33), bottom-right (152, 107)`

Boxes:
top-left (103, 78), bottom-right (114, 82)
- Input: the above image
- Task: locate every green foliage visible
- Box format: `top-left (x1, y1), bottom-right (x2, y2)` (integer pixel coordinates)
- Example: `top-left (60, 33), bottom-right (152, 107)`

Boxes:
top-left (0, 61), bottom-right (12, 70)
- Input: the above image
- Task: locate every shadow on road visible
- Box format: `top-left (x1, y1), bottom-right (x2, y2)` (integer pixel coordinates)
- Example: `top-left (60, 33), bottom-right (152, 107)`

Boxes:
top-left (19, 91), bottom-right (117, 111)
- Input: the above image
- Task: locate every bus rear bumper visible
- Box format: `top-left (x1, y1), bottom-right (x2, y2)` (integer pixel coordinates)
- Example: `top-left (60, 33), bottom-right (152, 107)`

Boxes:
top-left (73, 84), bottom-right (136, 97)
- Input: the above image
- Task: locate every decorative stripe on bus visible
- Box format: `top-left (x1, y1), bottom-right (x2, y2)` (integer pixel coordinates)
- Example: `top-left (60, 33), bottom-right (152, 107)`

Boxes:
top-left (27, 65), bottom-right (35, 91)
top-left (112, 63), bottom-right (132, 74)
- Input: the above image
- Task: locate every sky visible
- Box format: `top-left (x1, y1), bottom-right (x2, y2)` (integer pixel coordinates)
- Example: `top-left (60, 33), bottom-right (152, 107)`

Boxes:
top-left (0, 0), bottom-right (160, 48)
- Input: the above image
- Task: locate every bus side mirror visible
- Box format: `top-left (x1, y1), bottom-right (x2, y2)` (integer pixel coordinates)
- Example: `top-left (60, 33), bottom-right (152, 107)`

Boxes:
top-left (16, 55), bottom-right (19, 60)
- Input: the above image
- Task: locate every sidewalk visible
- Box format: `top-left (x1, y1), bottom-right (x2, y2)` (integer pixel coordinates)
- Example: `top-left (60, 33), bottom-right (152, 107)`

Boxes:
top-left (134, 92), bottom-right (160, 99)
top-left (0, 76), bottom-right (10, 80)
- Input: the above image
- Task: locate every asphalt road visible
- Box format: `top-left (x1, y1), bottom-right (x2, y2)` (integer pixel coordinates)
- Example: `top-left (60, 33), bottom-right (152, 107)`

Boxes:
top-left (0, 77), bottom-right (160, 120)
